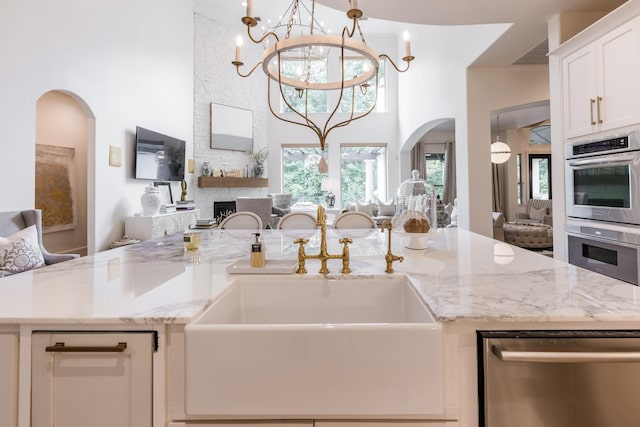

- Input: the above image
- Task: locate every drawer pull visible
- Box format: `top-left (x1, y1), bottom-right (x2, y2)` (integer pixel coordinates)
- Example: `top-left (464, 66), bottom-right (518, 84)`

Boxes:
top-left (590, 98), bottom-right (596, 125)
top-left (45, 342), bottom-right (127, 353)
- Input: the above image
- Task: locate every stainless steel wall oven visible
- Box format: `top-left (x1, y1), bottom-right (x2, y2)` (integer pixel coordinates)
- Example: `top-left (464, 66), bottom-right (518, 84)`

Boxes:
top-left (565, 130), bottom-right (640, 225)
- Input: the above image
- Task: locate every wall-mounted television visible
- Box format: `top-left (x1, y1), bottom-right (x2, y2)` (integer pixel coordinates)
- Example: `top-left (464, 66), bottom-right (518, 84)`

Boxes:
top-left (135, 126), bottom-right (186, 181)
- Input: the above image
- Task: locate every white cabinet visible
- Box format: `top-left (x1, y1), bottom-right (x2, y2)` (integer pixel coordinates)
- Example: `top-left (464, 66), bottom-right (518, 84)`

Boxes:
top-left (31, 332), bottom-right (154, 427)
top-left (563, 15), bottom-right (640, 139)
top-left (125, 209), bottom-right (199, 241)
top-left (0, 333), bottom-right (18, 427)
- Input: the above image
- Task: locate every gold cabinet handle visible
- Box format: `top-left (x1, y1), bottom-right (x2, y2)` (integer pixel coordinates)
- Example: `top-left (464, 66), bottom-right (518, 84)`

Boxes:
top-left (590, 98), bottom-right (596, 125)
top-left (45, 342), bottom-right (127, 353)
top-left (597, 96), bottom-right (603, 124)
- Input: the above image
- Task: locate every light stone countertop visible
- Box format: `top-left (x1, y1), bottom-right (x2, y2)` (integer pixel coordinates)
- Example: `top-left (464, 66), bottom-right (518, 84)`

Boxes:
top-left (1, 228), bottom-right (639, 325)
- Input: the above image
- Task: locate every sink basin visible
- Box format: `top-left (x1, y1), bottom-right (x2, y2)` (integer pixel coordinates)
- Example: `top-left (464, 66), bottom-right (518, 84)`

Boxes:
top-left (184, 275), bottom-right (443, 418)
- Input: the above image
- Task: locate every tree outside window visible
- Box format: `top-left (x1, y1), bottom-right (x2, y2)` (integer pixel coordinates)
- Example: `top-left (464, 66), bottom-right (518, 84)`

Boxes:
top-left (529, 154), bottom-right (551, 200)
top-left (282, 146), bottom-right (325, 205)
top-left (279, 59), bottom-right (328, 113)
top-left (425, 153), bottom-right (444, 199)
top-left (339, 58), bottom-right (386, 113)
top-left (340, 145), bottom-right (387, 206)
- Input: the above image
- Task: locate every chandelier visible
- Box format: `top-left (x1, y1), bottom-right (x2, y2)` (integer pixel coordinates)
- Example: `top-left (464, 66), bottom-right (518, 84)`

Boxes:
top-left (232, 0), bottom-right (414, 162)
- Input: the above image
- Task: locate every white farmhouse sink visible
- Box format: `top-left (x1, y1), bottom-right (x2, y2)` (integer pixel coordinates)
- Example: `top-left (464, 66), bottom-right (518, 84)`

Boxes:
top-left (184, 276), bottom-right (443, 418)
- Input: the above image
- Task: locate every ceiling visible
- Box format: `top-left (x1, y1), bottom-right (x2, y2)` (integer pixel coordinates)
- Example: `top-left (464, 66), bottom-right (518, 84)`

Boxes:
top-left (198, 0), bottom-right (627, 66)
top-left (316, 0), bottom-right (627, 66)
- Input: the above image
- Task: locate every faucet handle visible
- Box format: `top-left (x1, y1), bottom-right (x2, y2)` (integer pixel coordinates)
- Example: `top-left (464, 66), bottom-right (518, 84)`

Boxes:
top-left (294, 238), bottom-right (309, 274)
top-left (338, 237), bottom-right (353, 274)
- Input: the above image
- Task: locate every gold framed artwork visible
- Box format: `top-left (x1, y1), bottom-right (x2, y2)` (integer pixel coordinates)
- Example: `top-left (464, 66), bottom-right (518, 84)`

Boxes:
top-left (35, 144), bottom-right (77, 233)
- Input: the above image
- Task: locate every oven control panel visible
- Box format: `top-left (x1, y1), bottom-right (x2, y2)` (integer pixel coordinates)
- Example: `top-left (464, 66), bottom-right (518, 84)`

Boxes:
top-left (572, 136), bottom-right (628, 156)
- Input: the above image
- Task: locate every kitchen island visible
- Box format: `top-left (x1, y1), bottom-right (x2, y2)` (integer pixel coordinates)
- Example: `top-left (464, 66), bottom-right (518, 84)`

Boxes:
top-left (2, 228), bottom-right (640, 427)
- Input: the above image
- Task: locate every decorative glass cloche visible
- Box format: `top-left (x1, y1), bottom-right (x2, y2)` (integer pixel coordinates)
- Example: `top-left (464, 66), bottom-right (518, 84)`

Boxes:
top-left (394, 169), bottom-right (437, 234)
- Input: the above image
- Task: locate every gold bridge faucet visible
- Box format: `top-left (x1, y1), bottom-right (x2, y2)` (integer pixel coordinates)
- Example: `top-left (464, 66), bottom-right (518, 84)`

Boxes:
top-left (294, 205), bottom-right (352, 274)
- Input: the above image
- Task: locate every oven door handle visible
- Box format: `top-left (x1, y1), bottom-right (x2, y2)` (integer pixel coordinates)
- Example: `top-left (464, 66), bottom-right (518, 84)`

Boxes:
top-left (492, 344), bottom-right (640, 363)
top-left (568, 154), bottom-right (635, 167)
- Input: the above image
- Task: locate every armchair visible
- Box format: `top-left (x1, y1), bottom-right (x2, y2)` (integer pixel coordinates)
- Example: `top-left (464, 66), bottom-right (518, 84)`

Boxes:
top-left (0, 209), bottom-right (80, 276)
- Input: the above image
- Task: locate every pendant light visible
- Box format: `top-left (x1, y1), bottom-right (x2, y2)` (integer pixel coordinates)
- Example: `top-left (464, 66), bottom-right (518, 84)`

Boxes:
top-left (490, 114), bottom-right (511, 164)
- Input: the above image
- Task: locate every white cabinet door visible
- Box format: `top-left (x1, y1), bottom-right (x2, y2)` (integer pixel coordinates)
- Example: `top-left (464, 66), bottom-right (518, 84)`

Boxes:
top-left (31, 332), bottom-right (154, 427)
top-left (563, 44), bottom-right (598, 139)
top-left (563, 16), bottom-right (640, 139)
top-left (0, 333), bottom-right (18, 427)
top-left (597, 17), bottom-right (640, 133)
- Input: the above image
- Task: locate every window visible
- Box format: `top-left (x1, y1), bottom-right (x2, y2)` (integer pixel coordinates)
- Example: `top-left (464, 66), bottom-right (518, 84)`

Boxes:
top-left (425, 153), bottom-right (444, 199)
top-left (339, 58), bottom-right (386, 113)
top-left (282, 146), bottom-right (325, 205)
top-left (529, 154), bottom-right (552, 200)
top-left (279, 59), bottom-right (328, 113)
top-left (340, 144), bottom-right (387, 206)
top-left (516, 153), bottom-right (523, 204)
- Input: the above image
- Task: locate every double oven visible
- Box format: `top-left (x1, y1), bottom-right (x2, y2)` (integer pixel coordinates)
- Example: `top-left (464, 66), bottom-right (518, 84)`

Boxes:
top-left (565, 130), bottom-right (640, 285)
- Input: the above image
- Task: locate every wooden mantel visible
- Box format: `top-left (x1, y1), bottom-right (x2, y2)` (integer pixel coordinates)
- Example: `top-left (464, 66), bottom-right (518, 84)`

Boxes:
top-left (197, 176), bottom-right (268, 188)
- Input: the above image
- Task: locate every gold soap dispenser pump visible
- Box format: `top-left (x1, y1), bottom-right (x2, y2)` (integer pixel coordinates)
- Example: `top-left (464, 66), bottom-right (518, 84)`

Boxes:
top-left (250, 232), bottom-right (265, 268)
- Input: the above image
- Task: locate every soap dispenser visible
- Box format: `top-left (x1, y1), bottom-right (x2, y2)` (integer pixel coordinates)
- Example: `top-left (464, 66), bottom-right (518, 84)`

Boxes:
top-left (250, 232), bottom-right (265, 268)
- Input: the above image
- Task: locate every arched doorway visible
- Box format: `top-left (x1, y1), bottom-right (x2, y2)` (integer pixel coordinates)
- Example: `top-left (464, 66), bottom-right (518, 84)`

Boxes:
top-left (404, 118), bottom-right (457, 205)
top-left (35, 90), bottom-right (94, 256)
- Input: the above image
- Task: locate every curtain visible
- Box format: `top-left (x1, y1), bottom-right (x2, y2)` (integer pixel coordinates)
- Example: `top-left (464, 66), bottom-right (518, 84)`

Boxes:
top-left (410, 142), bottom-right (426, 180)
top-left (443, 141), bottom-right (456, 205)
top-left (492, 163), bottom-right (505, 213)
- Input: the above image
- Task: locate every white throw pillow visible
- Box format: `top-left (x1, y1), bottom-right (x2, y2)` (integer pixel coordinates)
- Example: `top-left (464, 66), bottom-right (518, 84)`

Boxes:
top-left (529, 206), bottom-right (547, 222)
top-left (0, 225), bottom-right (45, 275)
top-left (378, 200), bottom-right (395, 216)
top-left (356, 201), bottom-right (373, 216)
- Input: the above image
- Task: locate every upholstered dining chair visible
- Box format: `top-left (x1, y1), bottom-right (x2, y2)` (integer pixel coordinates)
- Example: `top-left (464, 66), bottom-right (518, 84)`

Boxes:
top-left (277, 212), bottom-right (317, 230)
top-left (218, 212), bottom-right (263, 230)
top-left (235, 197), bottom-right (273, 229)
top-left (332, 211), bottom-right (377, 229)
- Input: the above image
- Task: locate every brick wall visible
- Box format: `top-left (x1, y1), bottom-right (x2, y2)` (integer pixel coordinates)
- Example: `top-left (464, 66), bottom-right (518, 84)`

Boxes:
top-left (193, 13), bottom-right (269, 218)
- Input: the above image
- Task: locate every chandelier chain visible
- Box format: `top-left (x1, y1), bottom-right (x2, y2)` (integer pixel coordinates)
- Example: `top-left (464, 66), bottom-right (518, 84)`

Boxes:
top-left (285, 0), bottom-right (299, 39)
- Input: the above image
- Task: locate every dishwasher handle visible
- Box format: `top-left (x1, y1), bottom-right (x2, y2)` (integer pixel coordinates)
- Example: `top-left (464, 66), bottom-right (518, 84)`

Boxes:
top-left (491, 344), bottom-right (640, 363)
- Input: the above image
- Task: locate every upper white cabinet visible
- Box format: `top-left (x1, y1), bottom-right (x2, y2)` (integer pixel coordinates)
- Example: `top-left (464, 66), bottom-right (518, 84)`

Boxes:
top-left (0, 333), bottom-right (18, 427)
top-left (31, 332), bottom-right (154, 427)
top-left (563, 15), bottom-right (640, 139)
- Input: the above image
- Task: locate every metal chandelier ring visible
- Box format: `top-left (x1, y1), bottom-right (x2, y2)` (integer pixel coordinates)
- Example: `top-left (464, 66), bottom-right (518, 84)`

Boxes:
top-left (261, 34), bottom-right (379, 91)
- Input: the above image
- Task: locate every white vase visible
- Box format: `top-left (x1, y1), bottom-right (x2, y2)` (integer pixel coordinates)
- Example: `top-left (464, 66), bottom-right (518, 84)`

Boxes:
top-left (141, 185), bottom-right (161, 216)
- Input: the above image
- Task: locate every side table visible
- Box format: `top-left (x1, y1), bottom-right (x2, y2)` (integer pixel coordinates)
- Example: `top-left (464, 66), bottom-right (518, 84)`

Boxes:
top-left (125, 209), bottom-right (200, 241)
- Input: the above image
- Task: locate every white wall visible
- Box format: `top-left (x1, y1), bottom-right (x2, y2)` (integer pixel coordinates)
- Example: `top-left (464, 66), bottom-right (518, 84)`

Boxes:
top-left (395, 23), bottom-right (511, 236)
top-left (0, 0), bottom-right (194, 252)
top-left (465, 66), bottom-right (550, 236)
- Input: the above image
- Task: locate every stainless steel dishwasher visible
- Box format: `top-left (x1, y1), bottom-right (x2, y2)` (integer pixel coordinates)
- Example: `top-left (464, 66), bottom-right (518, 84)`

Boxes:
top-left (478, 330), bottom-right (640, 427)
